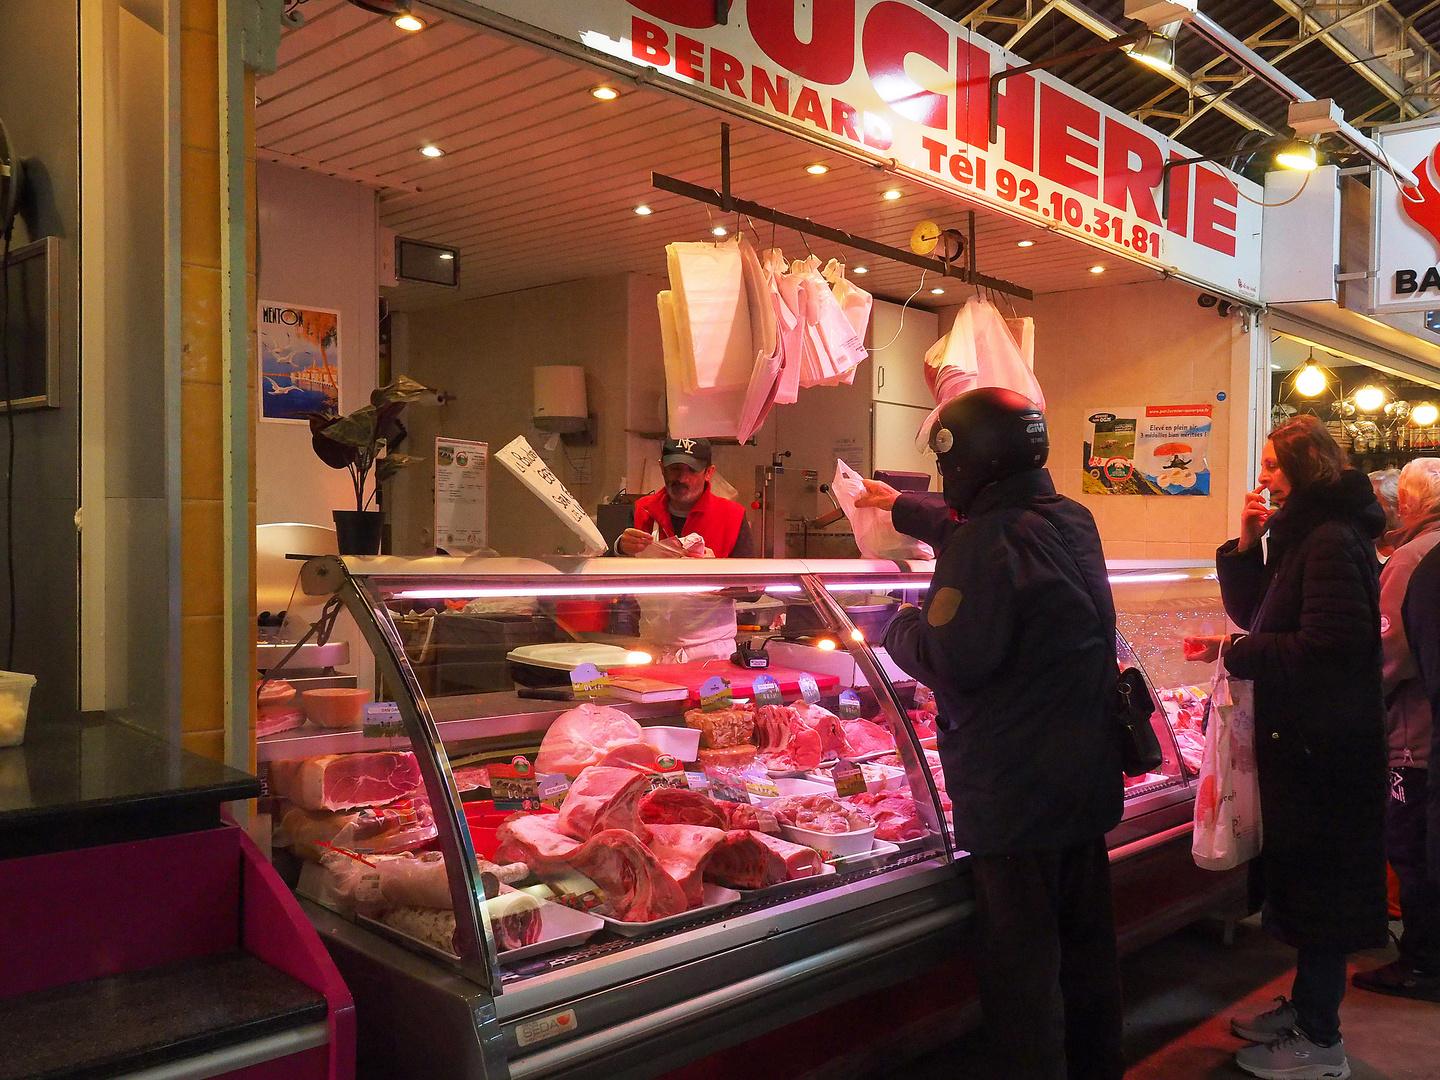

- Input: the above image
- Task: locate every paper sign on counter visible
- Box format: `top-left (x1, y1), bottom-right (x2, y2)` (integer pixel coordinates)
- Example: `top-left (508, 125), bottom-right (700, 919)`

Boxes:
top-left (495, 436), bottom-right (606, 554)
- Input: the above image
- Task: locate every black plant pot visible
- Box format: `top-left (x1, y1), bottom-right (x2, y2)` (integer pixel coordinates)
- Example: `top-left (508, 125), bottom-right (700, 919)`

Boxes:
top-left (333, 510), bottom-right (383, 556)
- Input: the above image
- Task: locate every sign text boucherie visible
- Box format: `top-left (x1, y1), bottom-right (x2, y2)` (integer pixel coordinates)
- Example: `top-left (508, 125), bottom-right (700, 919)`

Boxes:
top-left (480, 0), bottom-right (1262, 301)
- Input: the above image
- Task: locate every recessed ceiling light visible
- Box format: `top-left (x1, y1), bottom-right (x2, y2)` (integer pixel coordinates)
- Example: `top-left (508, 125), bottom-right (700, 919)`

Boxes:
top-left (852, 266), bottom-right (868, 274)
top-left (393, 13), bottom-right (425, 32)
top-left (805, 164), bottom-right (829, 175)
top-left (634, 205), bottom-right (653, 216)
top-left (420, 145), bottom-right (444, 158)
top-left (591, 86), bottom-right (620, 101)
top-left (711, 225), bottom-right (727, 236)
top-left (438, 252), bottom-right (454, 260)
top-left (882, 189), bottom-right (902, 201)
top-left (1089, 265), bottom-right (1106, 274)
top-left (930, 287), bottom-right (945, 295)
top-left (1017, 239), bottom-right (1035, 248)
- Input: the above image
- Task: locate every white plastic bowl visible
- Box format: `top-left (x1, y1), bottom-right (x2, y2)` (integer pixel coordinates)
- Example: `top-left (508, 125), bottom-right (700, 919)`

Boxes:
top-left (0, 670), bottom-right (35, 747)
top-left (643, 725), bottom-right (702, 763)
top-left (780, 821), bottom-right (877, 858)
top-left (749, 778), bottom-right (832, 809)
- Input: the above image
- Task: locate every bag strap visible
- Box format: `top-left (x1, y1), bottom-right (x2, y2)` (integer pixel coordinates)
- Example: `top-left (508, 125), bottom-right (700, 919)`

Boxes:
top-left (1030, 511), bottom-right (1118, 666)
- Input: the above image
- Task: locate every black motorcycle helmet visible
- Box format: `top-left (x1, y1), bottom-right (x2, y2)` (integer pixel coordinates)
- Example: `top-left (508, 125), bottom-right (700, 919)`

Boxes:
top-left (927, 387), bottom-right (1049, 512)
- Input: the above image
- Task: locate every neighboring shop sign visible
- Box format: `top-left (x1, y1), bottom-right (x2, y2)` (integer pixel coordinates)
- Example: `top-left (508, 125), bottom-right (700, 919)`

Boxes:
top-left (1370, 117), bottom-right (1440, 313)
top-left (435, 437), bottom-right (489, 554)
top-left (258, 302), bottom-right (340, 421)
top-left (477, 0), bottom-right (1262, 301)
top-left (1083, 405), bottom-right (1212, 496)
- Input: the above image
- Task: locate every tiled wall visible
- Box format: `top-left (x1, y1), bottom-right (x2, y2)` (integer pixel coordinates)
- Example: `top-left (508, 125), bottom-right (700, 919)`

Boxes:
top-left (179, 0), bottom-right (255, 763)
top-left (1031, 279), bottom-right (1252, 562)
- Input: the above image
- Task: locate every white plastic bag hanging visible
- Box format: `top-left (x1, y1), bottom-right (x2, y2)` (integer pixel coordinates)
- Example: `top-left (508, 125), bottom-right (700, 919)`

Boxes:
top-left (1192, 672), bottom-right (1262, 871)
top-left (735, 237), bottom-right (783, 444)
top-left (793, 256), bottom-right (866, 388)
top-left (823, 259), bottom-right (874, 343)
top-left (666, 241), bottom-right (754, 395)
top-left (764, 248), bottom-right (804, 405)
top-left (659, 290), bottom-right (742, 439)
top-left (831, 460), bottom-right (934, 561)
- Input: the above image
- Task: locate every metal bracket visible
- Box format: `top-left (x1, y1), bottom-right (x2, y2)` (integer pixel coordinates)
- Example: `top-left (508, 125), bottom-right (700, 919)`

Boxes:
top-left (989, 34), bottom-right (1141, 144)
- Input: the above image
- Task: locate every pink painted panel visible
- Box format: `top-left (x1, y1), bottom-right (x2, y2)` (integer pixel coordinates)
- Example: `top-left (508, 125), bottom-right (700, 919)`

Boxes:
top-left (238, 830), bottom-right (355, 1080)
top-left (0, 827), bottom-right (241, 998)
top-left (211, 1043), bottom-right (330, 1080)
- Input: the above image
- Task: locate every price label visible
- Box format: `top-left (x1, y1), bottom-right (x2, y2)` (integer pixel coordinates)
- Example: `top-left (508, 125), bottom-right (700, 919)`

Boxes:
top-left (798, 674), bottom-right (821, 705)
top-left (705, 770), bottom-right (752, 804)
top-left (362, 701), bottom-right (406, 739)
top-left (699, 675), bottom-right (733, 712)
top-left (490, 755), bottom-right (541, 811)
top-left (838, 689), bottom-right (862, 719)
top-left (685, 770), bottom-right (710, 791)
top-left (743, 775), bottom-right (780, 799)
top-left (537, 772), bottom-right (571, 807)
top-left (752, 674), bottom-right (782, 707)
top-left (645, 754), bottom-right (687, 790)
top-left (569, 663), bottom-right (610, 697)
top-left (831, 758), bottom-right (867, 798)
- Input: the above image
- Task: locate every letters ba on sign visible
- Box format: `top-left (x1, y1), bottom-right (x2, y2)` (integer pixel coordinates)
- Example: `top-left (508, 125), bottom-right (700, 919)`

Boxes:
top-left (1371, 117), bottom-right (1440, 313)
top-left (482, 0), bottom-right (1262, 302)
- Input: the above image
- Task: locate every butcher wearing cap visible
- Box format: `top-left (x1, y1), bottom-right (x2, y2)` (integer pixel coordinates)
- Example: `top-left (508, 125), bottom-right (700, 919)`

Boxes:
top-left (615, 438), bottom-right (755, 558)
top-left (856, 387), bottom-right (1125, 1080)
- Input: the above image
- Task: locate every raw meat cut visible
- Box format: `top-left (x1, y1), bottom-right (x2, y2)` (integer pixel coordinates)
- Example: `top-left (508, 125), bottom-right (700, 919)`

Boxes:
top-left (702, 830), bottom-right (822, 888)
top-left (534, 703), bottom-right (645, 776)
top-left (684, 703), bottom-right (755, 748)
top-left (268, 751), bottom-right (424, 811)
top-left (754, 704), bottom-right (795, 752)
top-left (907, 709), bottom-right (937, 741)
top-left (768, 794), bottom-right (874, 834)
top-left (639, 787), bottom-right (729, 830)
top-left (496, 814), bottom-right (689, 922)
top-left (276, 798), bottom-right (436, 860)
top-left (721, 802), bottom-right (780, 835)
top-left (792, 702), bottom-right (849, 758)
top-left (257, 680), bottom-right (304, 738)
top-left (380, 887), bottom-right (543, 955)
top-left (696, 746), bottom-right (757, 768)
top-left (844, 791), bottom-right (926, 842)
top-left (451, 765), bottom-right (490, 792)
top-left (754, 704), bottom-right (825, 770)
top-left (594, 742), bottom-right (667, 772)
top-left (840, 718), bottom-right (894, 756)
top-left (555, 767), bottom-right (652, 842)
top-left (645, 823), bottom-right (729, 905)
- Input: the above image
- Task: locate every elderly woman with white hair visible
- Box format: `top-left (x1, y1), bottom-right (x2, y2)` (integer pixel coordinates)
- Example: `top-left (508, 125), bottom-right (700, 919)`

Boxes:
top-left (1355, 456), bottom-right (1440, 1000)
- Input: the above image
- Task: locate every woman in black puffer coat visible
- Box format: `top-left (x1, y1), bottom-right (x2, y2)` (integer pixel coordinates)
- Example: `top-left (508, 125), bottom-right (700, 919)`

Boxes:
top-left (1187, 416), bottom-right (1388, 1077)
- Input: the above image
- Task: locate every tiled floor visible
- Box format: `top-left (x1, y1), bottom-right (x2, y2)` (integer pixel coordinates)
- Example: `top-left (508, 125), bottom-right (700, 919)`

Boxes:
top-left (876, 917), bottom-right (1440, 1079)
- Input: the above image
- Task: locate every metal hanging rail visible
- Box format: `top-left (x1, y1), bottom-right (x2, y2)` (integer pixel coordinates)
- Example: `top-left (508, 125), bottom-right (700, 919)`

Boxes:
top-left (651, 125), bottom-right (1034, 302)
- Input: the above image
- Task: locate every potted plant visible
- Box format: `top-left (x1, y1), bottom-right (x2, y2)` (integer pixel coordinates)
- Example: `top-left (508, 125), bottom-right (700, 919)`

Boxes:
top-left (310, 376), bottom-right (429, 555)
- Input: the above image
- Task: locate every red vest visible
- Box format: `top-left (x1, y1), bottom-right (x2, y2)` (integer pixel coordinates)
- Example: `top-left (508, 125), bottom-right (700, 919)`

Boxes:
top-left (633, 485), bottom-right (747, 558)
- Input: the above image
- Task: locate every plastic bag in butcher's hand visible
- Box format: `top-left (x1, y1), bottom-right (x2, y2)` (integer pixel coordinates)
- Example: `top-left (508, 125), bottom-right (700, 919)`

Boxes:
top-left (830, 459), bottom-right (934, 561)
top-left (638, 532), bottom-right (709, 559)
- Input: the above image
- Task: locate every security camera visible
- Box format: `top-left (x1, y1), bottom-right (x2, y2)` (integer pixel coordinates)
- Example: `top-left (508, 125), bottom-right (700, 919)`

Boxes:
top-left (1197, 293), bottom-right (1219, 308)
top-left (1216, 300), bottom-right (1233, 318)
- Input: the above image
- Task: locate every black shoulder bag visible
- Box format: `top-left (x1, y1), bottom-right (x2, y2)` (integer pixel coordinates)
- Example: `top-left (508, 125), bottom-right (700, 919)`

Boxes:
top-left (1035, 515), bottom-right (1164, 777)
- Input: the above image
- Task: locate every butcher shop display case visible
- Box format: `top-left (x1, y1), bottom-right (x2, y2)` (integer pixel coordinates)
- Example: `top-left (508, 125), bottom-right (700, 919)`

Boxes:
top-left (255, 555), bottom-right (1228, 1080)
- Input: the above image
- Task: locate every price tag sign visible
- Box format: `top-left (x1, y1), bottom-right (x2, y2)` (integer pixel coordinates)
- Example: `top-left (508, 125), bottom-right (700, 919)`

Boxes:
top-left (752, 674), bottom-right (782, 707)
top-left (490, 755), bottom-right (541, 811)
top-left (743, 775), bottom-right (779, 799)
top-left (831, 758), bottom-right (867, 798)
top-left (537, 772), bottom-right (571, 808)
top-left (569, 663), bottom-right (610, 698)
top-left (685, 770), bottom-right (710, 791)
top-left (699, 675), bottom-right (733, 712)
top-left (362, 701), bottom-right (406, 739)
top-left (646, 755), bottom-right (687, 790)
top-left (838, 689), bottom-right (862, 719)
top-left (705, 770), bottom-right (752, 804)
top-left (798, 674), bottom-right (821, 705)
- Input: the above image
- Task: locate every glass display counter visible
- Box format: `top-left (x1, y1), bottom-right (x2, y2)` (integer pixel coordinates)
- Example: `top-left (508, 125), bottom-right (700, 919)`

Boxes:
top-left (256, 555), bottom-right (1225, 1080)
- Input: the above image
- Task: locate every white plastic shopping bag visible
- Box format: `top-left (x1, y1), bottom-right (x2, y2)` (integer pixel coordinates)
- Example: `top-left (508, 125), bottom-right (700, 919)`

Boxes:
top-left (1192, 674), bottom-right (1262, 870)
top-left (831, 460), bottom-right (934, 561)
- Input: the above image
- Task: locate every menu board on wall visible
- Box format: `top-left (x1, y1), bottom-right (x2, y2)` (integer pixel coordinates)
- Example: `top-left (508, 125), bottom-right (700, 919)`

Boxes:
top-left (435, 438), bottom-right (489, 553)
top-left (1083, 406), bottom-right (1212, 496)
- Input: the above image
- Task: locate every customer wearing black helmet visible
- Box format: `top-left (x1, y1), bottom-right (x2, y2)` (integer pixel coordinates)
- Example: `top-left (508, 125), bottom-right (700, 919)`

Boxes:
top-left (857, 386), bottom-right (1125, 1080)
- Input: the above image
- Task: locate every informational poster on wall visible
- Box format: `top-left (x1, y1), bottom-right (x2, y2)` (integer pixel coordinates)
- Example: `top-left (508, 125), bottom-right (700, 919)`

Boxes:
top-left (434, 438), bottom-right (488, 554)
top-left (258, 302), bottom-right (340, 422)
top-left (1083, 406), bottom-right (1212, 496)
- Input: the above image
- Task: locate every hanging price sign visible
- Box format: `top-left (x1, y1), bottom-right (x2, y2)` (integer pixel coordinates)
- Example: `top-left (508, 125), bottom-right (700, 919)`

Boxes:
top-left (699, 676), bottom-right (733, 712)
top-left (752, 674), bottom-right (782, 707)
top-left (798, 674), bottom-right (821, 705)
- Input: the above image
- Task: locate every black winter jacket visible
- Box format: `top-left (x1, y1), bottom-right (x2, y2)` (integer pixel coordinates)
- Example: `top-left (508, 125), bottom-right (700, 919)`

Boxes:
top-left (1401, 542), bottom-right (1440, 884)
top-left (885, 469), bottom-right (1124, 856)
top-left (1217, 468), bottom-right (1389, 953)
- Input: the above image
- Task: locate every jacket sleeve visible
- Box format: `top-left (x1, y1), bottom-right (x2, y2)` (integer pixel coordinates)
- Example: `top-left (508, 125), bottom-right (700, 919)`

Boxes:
top-left (1223, 526), bottom-right (1376, 682)
top-left (883, 521), bottom-right (1018, 693)
top-left (728, 516), bottom-right (755, 559)
top-left (891, 493), bottom-right (960, 550)
top-left (1215, 537), bottom-right (1268, 631)
top-left (1379, 545), bottom-right (1421, 697)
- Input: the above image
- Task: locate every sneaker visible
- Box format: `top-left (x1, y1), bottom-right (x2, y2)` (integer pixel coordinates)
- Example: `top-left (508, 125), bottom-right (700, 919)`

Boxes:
top-left (1231, 997), bottom-right (1297, 1042)
top-left (1352, 959), bottom-right (1440, 1002)
top-left (1234, 1031), bottom-right (1350, 1079)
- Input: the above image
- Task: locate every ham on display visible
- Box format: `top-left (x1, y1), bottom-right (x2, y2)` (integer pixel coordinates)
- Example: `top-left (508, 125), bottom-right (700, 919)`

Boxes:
top-left (276, 798), bottom-right (436, 860)
top-left (496, 814), bottom-right (689, 923)
top-left (594, 742), bottom-right (667, 772)
top-left (844, 791), bottom-right (926, 842)
top-left (534, 702), bottom-right (645, 776)
top-left (639, 787), bottom-right (730, 830)
top-left (556, 767), bottom-right (652, 842)
top-left (268, 751), bottom-right (423, 811)
top-left (703, 830), bottom-right (822, 889)
top-left (721, 801), bottom-right (780, 835)
top-left (379, 887), bottom-right (543, 956)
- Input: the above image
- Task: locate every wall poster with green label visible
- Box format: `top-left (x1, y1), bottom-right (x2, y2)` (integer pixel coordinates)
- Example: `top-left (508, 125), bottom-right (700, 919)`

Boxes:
top-left (1082, 406), bottom-right (1212, 496)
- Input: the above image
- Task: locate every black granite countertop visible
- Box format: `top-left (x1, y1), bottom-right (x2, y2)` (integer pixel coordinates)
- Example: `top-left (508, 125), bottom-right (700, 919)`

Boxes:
top-left (0, 717), bottom-right (260, 856)
top-left (0, 950), bottom-right (328, 1080)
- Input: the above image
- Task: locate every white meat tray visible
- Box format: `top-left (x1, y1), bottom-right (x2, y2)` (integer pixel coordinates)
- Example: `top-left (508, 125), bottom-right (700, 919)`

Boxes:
top-left (499, 900), bottom-right (605, 962)
top-left (736, 862), bottom-right (837, 901)
top-left (506, 642), bottom-right (642, 671)
top-left (598, 884), bottom-right (741, 937)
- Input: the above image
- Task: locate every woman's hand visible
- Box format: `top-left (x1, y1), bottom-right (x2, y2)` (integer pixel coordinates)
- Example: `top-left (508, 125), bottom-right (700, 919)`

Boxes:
top-left (854, 478), bottom-right (901, 512)
top-left (1238, 486), bottom-right (1272, 552)
top-left (1182, 635), bottom-right (1227, 663)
